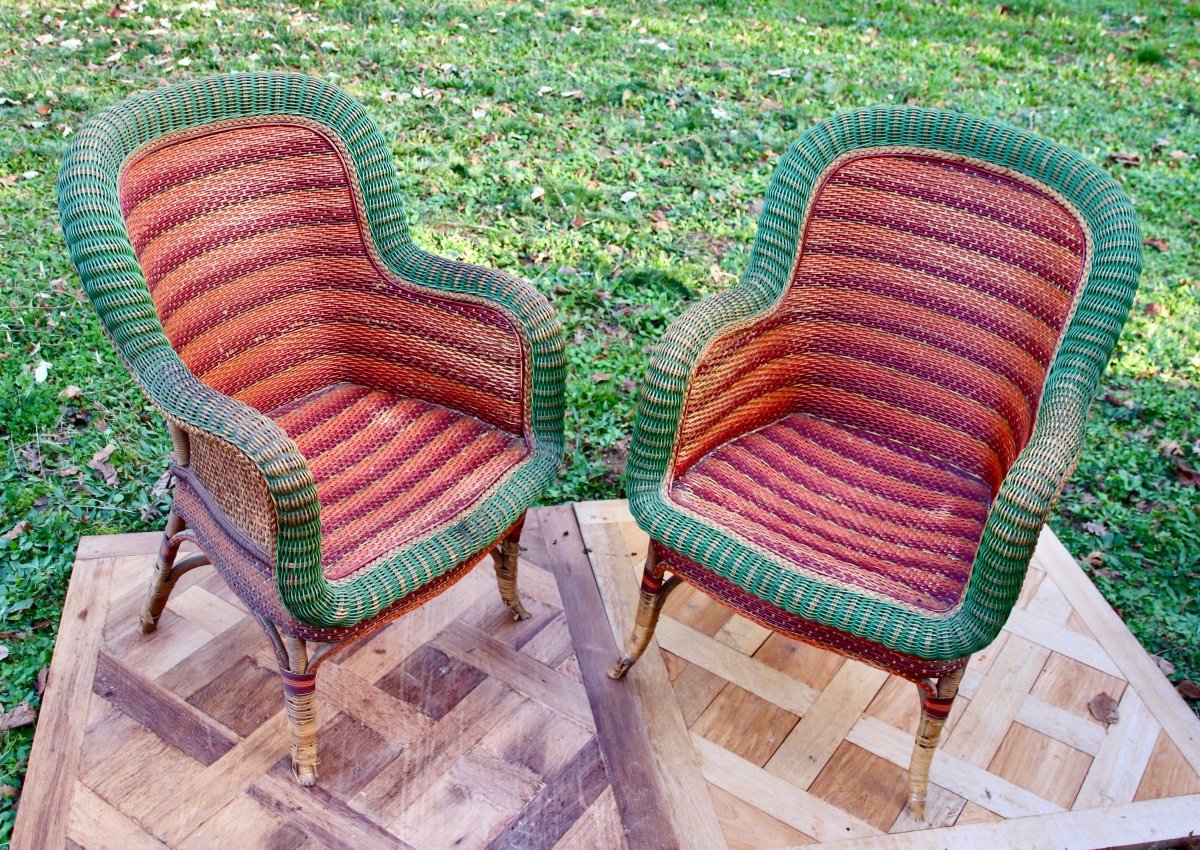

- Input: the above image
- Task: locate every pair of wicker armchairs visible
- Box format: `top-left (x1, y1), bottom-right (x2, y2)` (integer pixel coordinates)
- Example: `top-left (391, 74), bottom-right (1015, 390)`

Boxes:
top-left (58, 73), bottom-right (1139, 817)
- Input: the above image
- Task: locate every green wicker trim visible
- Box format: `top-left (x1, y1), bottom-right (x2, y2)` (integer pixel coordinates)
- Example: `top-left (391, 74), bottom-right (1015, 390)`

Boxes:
top-left (627, 106), bottom-right (1141, 660)
top-left (57, 73), bottom-right (565, 628)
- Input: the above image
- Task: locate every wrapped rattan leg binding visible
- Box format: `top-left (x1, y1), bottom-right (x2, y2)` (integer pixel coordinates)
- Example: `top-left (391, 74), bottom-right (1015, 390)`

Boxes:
top-left (907, 665), bottom-right (966, 820)
top-left (609, 547), bottom-right (681, 679)
top-left (492, 520), bottom-right (531, 621)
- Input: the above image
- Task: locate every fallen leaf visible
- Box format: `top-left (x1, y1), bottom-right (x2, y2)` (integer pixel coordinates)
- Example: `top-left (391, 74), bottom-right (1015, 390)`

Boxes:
top-left (1167, 149), bottom-right (1192, 164)
top-left (1178, 680), bottom-right (1200, 701)
top-left (33, 359), bottom-right (51, 383)
top-left (590, 372), bottom-right (612, 383)
top-left (1082, 521), bottom-right (1108, 537)
top-left (88, 442), bottom-right (119, 486)
top-left (767, 67), bottom-right (793, 78)
top-left (109, 2), bottom-right (126, 17)
top-left (2, 520), bottom-right (30, 541)
top-left (59, 384), bottom-right (83, 399)
top-left (1143, 238), bottom-right (1170, 252)
top-left (571, 214), bottom-right (585, 229)
top-left (1154, 656), bottom-right (1176, 678)
top-left (139, 503), bottom-right (161, 523)
top-left (1142, 301), bottom-right (1166, 316)
top-left (529, 186), bottom-right (545, 201)
top-left (619, 190), bottom-right (638, 202)
top-left (0, 645), bottom-right (8, 663)
top-left (1173, 457), bottom-right (1200, 487)
top-left (1088, 692), bottom-right (1120, 725)
top-left (0, 702), bottom-right (36, 731)
top-left (1107, 151), bottom-right (1143, 167)
top-left (0, 785), bottom-right (16, 799)
top-left (1081, 550), bottom-right (1104, 567)
top-left (60, 37), bottom-right (82, 50)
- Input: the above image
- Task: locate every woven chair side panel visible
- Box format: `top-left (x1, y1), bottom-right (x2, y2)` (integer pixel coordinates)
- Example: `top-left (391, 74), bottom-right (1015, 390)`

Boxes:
top-left (117, 119), bottom-right (527, 437)
top-left (627, 106), bottom-right (1141, 660)
top-left (186, 429), bottom-right (277, 556)
top-left (672, 151), bottom-right (1088, 485)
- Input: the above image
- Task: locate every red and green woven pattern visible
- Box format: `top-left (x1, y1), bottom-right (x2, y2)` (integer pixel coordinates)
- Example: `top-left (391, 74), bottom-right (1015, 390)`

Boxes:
top-left (119, 121), bottom-right (526, 434)
top-left (57, 74), bottom-right (566, 629)
top-left (629, 108), bottom-right (1141, 661)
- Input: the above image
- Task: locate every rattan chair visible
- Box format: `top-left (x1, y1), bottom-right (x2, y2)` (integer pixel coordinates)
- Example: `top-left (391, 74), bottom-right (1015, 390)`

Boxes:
top-left (609, 107), bottom-right (1141, 818)
top-left (57, 73), bottom-right (565, 785)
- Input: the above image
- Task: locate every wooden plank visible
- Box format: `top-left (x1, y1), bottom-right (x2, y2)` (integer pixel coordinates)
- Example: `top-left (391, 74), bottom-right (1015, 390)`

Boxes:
top-left (1013, 693), bottom-right (1107, 756)
top-left (692, 684), bottom-right (800, 766)
top-left (168, 584), bottom-right (247, 635)
top-left (1035, 527), bottom-right (1200, 776)
top-left (1135, 730), bottom-right (1200, 801)
top-left (846, 715), bottom-right (1061, 818)
top-left (987, 724), bottom-right (1093, 809)
top-left (655, 616), bottom-right (819, 717)
top-left (77, 532), bottom-right (161, 559)
top-left (766, 661), bottom-right (889, 789)
top-left (12, 555), bottom-right (113, 850)
top-left (942, 636), bottom-right (1049, 767)
top-left (433, 620), bottom-right (594, 730)
top-left (552, 786), bottom-right (629, 850)
top-left (1002, 608), bottom-right (1122, 678)
top-left (545, 504), bottom-right (684, 850)
top-left (92, 649), bottom-right (239, 765)
top-left (483, 737), bottom-right (610, 850)
top-left (316, 659), bottom-right (432, 745)
top-left (712, 614), bottom-right (773, 656)
top-left (708, 783), bottom-right (817, 848)
top-left (571, 501), bottom-right (729, 850)
top-left (692, 733), bottom-right (881, 842)
top-left (67, 782), bottom-right (172, 850)
top-left (816, 793), bottom-right (1200, 850)
top-left (177, 793), bottom-right (306, 850)
top-left (250, 768), bottom-right (414, 850)
top-left (1073, 685), bottom-right (1161, 809)
top-left (806, 742), bottom-right (910, 832)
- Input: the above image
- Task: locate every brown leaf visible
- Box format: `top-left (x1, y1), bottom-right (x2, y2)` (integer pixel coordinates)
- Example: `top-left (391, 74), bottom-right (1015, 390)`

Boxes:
top-left (571, 214), bottom-right (585, 229)
top-left (88, 442), bottom-right (118, 486)
top-left (590, 372), bottom-right (612, 383)
top-left (1143, 238), bottom-right (1170, 252)
top-left (0, 702), bottom-right (36, 731)
top-left (0, 785), bottom-right (16, 799)
top-left (1107, 151), bottom-right (1143, 167)
top-left (1173, 457), bottom-right (1200, 487)
top-left (1154, 656), bottom-right (1176, 678)
top-left (1142, 301), bottom-right (1166, 316)
top-left (59, 384), bottom-right (83, 399)
top-left (36, 666), bottom-right (48, 695)
top-left (1081, 550), bottom-right (1104, 568)
top-left (2, 520), bottom-right (30, 541)
top-left (1177, 680), bottom-right (1200, 701)
top-left (109, 2), bottom-right (126, 17)
top-left (1082, 521), bottom-right (1108, 537)
top-left (1088, 692), bottom-right (1120, 725)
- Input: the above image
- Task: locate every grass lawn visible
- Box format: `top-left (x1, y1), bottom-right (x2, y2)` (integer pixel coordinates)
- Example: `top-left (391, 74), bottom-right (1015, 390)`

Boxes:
top-left (1, 0), bottom-right (1198, 839)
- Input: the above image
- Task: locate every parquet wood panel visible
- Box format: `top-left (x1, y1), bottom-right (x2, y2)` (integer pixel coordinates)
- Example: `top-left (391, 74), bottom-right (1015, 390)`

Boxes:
top-left (13, 502), bottom-right (1200, 850)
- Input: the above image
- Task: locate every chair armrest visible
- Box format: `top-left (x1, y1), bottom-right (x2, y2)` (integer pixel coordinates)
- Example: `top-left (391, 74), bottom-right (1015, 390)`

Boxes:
top-left (627, 276), bottom-right (779, 509)
top-left (384, 247), bottom-right (567, 455)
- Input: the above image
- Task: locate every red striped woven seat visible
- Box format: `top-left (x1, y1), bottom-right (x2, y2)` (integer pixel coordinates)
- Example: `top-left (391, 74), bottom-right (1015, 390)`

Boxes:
top-left (271, 383), bottom-right (530, 582)
top-left (670, 413), bottom-right (991, 614)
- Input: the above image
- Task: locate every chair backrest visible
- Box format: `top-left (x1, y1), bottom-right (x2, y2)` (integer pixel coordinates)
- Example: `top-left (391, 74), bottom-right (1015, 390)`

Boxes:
top-left (675, 111), bottom-right (1139, 492)
top-left (60, 74), bottom-right (526, 435)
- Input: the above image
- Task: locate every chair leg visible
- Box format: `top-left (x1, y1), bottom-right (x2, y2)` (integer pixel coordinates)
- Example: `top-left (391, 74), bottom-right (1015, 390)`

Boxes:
top-left (138, 510), bottom-right (186, 634)
top-left (492, 522), bottom-right (531, 621)
top-left (282, 635), bottom-right (319, 786)
top-left (907, 665), bottom-right (966, 820)
top-left (609, 546), bottom-right (680, 679)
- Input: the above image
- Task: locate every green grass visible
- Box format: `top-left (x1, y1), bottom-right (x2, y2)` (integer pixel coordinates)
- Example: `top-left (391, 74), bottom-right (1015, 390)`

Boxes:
top-left (1, 0), bottom-right (1198, 840)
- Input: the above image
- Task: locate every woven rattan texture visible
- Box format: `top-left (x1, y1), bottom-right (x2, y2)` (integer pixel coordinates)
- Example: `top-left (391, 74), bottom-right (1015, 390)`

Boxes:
top-left (628, 109), bottom-right (1141, 662)
top-left (57, 74), bottom-right (566, 629)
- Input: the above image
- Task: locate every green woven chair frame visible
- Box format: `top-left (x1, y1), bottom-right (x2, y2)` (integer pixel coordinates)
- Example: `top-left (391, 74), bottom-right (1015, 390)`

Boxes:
top-left (609, 107), bottom-right (1141, 818)
top-left (57, 73), bottom-right (565, 785)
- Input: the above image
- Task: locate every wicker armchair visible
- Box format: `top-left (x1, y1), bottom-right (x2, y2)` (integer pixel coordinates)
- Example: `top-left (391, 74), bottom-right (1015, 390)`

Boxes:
top-left (57, 73), bottom-right (565, 785)
top-left (609, 107), bottom-right (1141, 818)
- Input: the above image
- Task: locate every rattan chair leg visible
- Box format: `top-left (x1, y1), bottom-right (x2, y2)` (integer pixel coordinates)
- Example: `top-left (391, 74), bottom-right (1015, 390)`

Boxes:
top-left (138, 510), bottom-right (187, 634)
top-left (492, 522), bottom-right (531, 621)
top-left (609, 547), bottom-right (681, 679)
top-left (907, 665), bottom-right (967, 820)
top-left (282, 635), bottom-right (319, 786)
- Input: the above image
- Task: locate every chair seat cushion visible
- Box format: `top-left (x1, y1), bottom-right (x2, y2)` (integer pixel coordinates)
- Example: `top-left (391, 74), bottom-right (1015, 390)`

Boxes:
top-left (668, 413), bottom-right (992, 614)
top-left (271, 382), bottom-right (530, 581)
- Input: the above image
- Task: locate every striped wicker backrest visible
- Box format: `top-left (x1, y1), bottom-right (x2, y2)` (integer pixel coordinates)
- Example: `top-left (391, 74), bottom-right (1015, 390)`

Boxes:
top-left (117, 119), bottom-right (526, 435)
top-left (677, 150), bottom-right (1088, 490)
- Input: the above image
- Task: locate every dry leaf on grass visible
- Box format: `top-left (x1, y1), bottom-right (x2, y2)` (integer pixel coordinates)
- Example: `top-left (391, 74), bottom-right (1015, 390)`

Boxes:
top-left (0, 702), bottom-right (36, 731)
top-left (1177, 680), bottom-right (1200, 701)
top-left (88, 442), bottom-right (118, 486)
